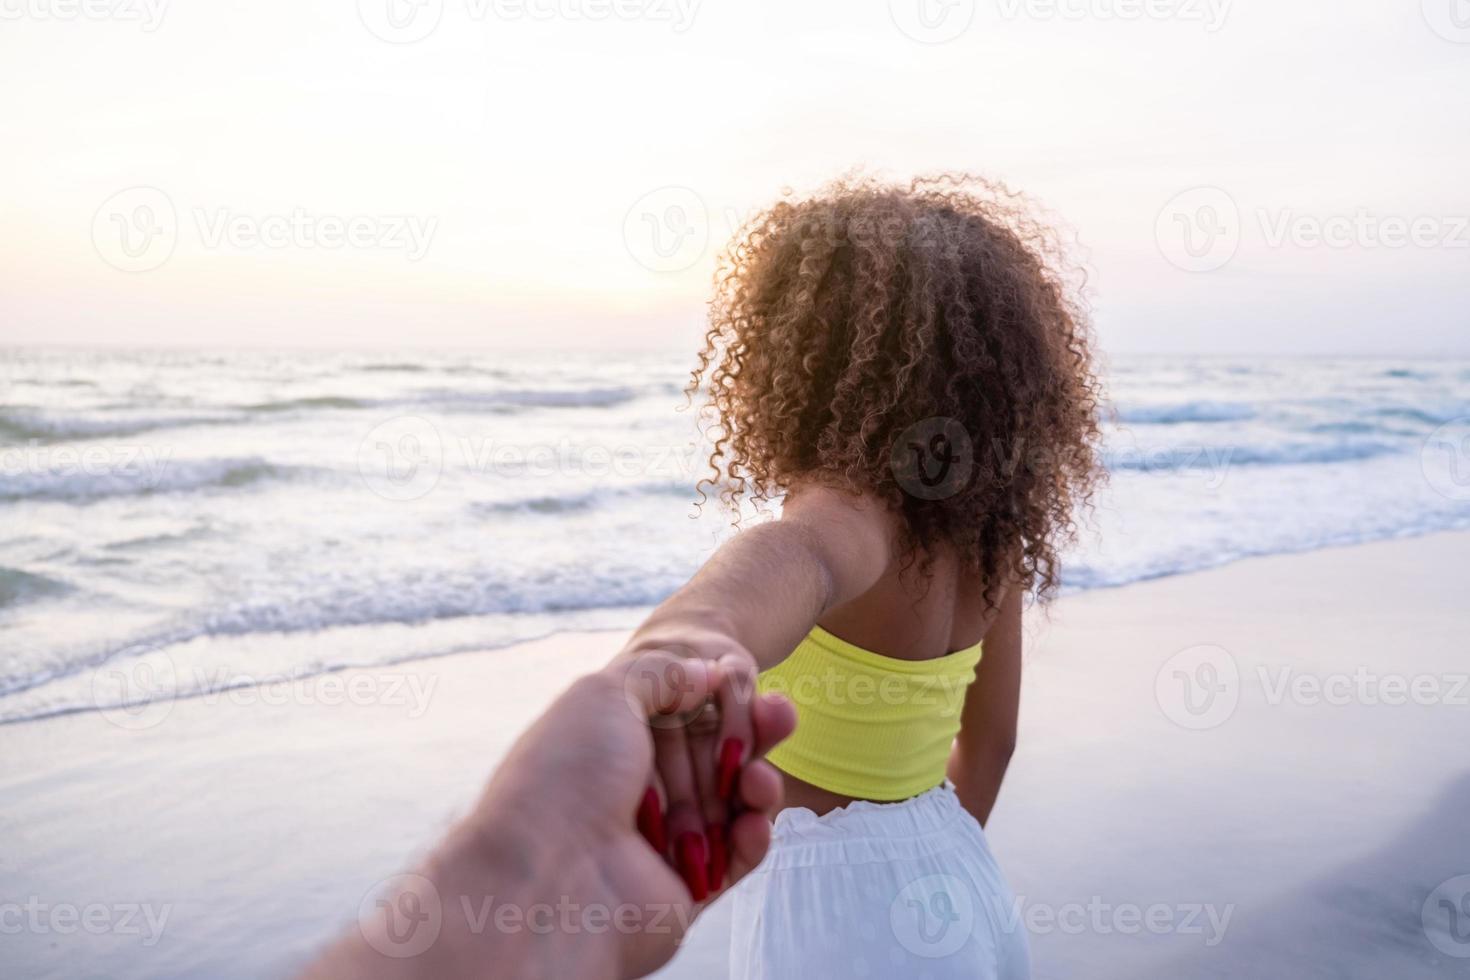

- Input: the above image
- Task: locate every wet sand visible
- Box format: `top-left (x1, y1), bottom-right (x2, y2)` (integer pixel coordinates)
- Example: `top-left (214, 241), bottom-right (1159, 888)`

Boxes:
top-left (3, 532), bottom-right (1467, 978)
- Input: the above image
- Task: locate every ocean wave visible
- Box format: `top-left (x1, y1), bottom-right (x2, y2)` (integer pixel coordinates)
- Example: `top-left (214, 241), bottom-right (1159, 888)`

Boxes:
top-left (1115, 402), bottom-right (1256, 425)
top-left (354, 362), bottom-right (512, 378)
top-left (204, 576), bottom-right (671, 637)
top-left (1105, 440), bottom-right (1400, 472)
top-left (0, 457), bottom-right (292, 501)
top-left (2, 389), bottom-right (652, 446)
top-left (474, 386), bottom-right (643, 408)
top-left (11, 508), bottom-right (1470, 726)
top-left (0, 407), bottom-right (233, 443)
top-left (103, 524), bottom-right (217, 552)
top-left (474, 494), bottom-right (598, 516)
top-left (469, 480), bottom-right (693, 516)
top-left (237, 387), bottom-right (645, 414)
top-left (240, 396), bottom-right (371, 413)
top-left (0, 566), bottom-right (70, 609)
top-left (0, 562), bottom-right (681, 706)
top-left (358, 362), bottom-right (430, 373)
top-left (1062, 514), bottom-right (1470, 595)
top-left (1372, 406), bottom-right (1461, 427)
top-left (1308, 421), bottom-right (1382, 435)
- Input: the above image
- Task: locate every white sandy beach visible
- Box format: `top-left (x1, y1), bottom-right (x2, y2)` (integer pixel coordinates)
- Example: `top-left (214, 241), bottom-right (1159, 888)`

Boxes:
top-left (3, 532), bottom-right (1468, 979)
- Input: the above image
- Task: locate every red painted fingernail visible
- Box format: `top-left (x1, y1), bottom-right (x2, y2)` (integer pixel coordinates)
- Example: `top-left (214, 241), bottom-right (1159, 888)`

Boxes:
top-left (675, 832), bottom-right (708, 902)
top-left (706, 823), bottom-right (727, 892)
top-left (717, 738), bottom-right (744, 800)
top-left (637, 787), bottom-right (667, 853)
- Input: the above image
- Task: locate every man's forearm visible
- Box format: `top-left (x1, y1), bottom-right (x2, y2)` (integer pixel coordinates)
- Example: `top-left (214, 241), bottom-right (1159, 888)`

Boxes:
top-left (303, 820), bottom-right (620, 980)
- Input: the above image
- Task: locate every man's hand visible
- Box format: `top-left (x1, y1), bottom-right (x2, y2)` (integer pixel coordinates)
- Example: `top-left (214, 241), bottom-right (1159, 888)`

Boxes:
top-left (303, 654), bottom-right (796, 980)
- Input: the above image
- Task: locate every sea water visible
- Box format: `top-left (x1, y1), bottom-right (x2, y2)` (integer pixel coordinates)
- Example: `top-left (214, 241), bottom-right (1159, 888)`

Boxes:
top-left (2, 349), bottom-right (1468, 725)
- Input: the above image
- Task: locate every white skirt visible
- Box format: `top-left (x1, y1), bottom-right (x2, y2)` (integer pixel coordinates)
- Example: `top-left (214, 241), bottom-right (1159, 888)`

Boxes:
top-left (728, 783), bottom-right (1031, 979)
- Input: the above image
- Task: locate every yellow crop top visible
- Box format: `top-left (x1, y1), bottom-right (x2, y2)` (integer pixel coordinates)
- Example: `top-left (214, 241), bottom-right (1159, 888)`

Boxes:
top-left (756, 624), bottom-right (983, 801)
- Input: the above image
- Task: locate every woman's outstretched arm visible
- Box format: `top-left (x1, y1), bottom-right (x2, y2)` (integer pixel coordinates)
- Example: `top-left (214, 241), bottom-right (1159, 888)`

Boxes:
top-left (619, 486), bottom-right (897, 671)
top-left (610, 486), bottom-right (896, 898)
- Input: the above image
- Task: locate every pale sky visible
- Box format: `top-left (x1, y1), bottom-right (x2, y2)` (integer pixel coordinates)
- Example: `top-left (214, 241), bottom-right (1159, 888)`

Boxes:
top-left (1, 0), bottom-right (1466, 354)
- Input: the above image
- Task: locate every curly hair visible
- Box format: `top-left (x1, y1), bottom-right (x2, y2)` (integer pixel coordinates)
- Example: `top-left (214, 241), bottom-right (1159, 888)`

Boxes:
top-left (687, 173), bottom-right (1105, 604)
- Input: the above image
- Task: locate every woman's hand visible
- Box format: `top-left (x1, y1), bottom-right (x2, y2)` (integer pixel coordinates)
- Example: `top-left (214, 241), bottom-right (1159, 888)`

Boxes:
top-left (614, 634), bottom-right (764, 901)
top-left (472, 650), bottom-right (794, 975)
top-left (604, 490), bottom-right (900, 893)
